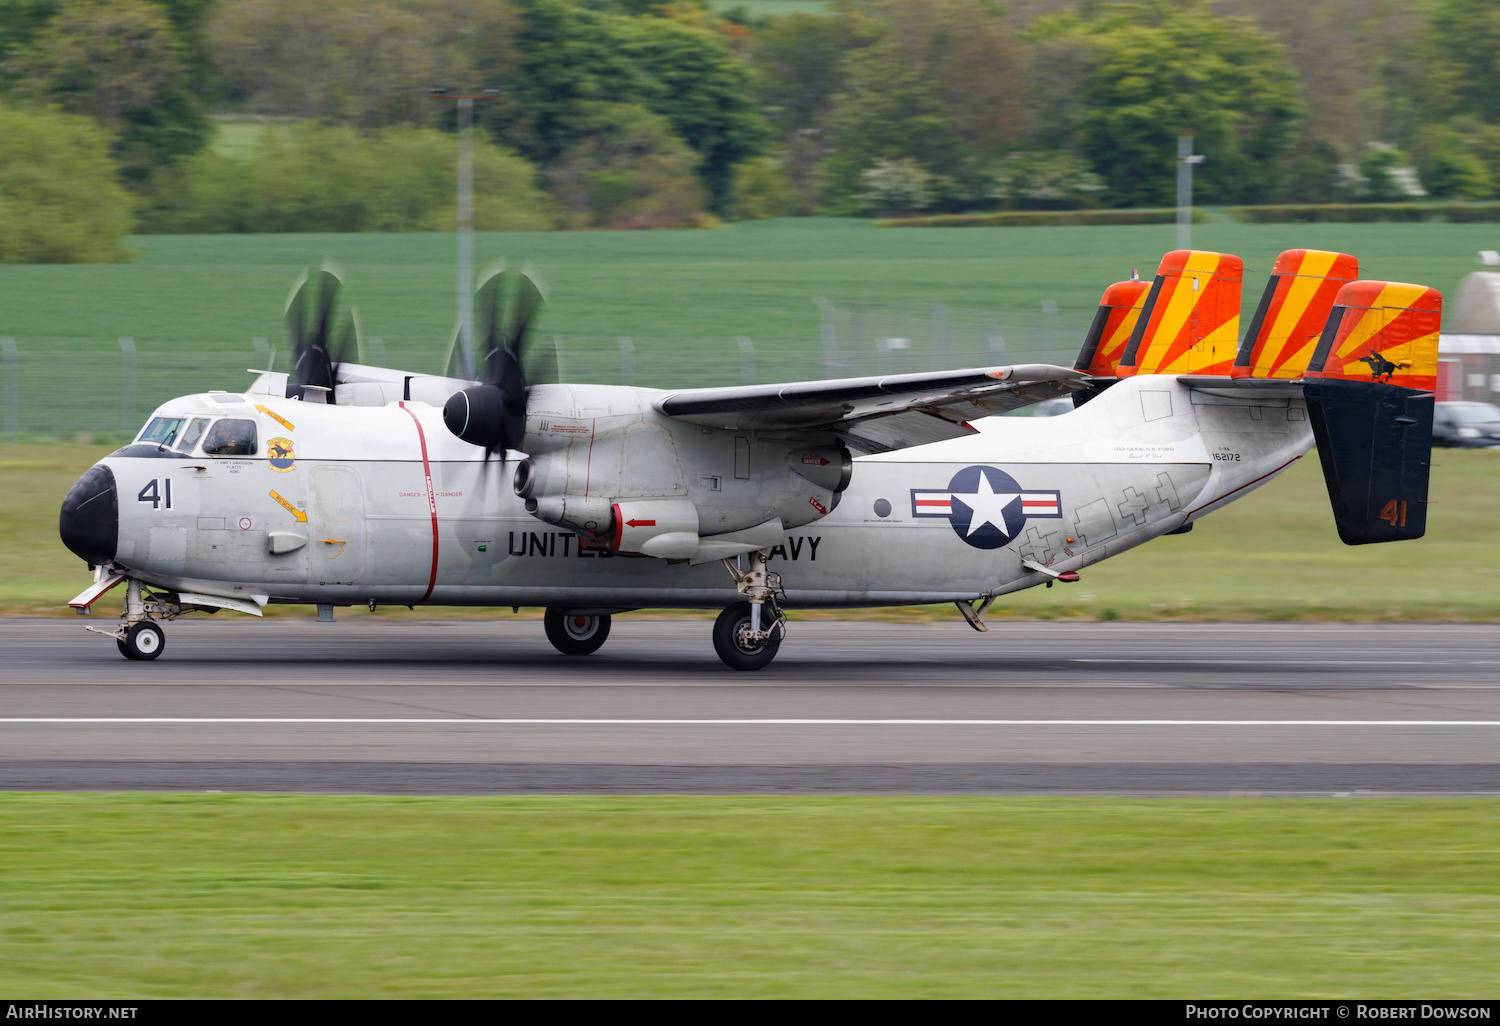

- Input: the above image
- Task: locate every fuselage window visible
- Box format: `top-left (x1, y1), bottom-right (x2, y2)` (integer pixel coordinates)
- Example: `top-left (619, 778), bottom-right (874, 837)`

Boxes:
top-left (176, 418), bottom-right (210, 453)
top-left (138, 417), bottom-right (186, 448)
top-left (203, 418), bottom-right (258, 456)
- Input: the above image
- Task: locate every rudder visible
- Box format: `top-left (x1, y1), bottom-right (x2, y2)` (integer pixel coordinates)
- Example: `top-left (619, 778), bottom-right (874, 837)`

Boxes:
top-left (1232, 249), bottom-right (1359, 380)
top-left (1074, 278), bottom-right (1150, 377)
top-left (1117, 250), bottom-right (1243, 377)
top-left (1302, 280), bottom-right (1441, 544)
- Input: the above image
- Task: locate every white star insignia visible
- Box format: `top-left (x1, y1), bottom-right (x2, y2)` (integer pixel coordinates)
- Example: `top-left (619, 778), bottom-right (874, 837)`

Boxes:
top-left (953, 473), bottom-right (1021, 537)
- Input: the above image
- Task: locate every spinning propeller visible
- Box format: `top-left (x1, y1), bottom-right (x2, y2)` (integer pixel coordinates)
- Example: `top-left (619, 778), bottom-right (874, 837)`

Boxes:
top-left (443, 264), bottom-right (551, 456)
top-left (285, 263), bottom-right (358, 400)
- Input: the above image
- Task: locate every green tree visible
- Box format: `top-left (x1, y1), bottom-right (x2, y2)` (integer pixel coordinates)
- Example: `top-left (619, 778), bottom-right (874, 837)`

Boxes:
top-left (138, 123), bottom-right (558, 233)
top-left (747, 12), bottom-right (866, 211)
top-left (490, 0), bottom-right (766, 211)
top-left (728, 156), bottom-right (794, 220)
top-left (545, 102), bottom-right (709, 228)
top-left (822, 0), bottom-right (1028, 213)
top-left (1356, 144), bottom-right (1417, 202)
top-left (1427, 0), bottom-right (1500, 124)
top-left (989, 152), bottom-right (1105, 211)
top-left (11, 0), bottom-right (209, 176)
top-left (1282, 136), bottom-right (1344, 204)
top-left (1041, 0), bottom-right (1304, 207)
top-left (0, 103), bottom-right (135, 263)
top-left (208, 0), bottom-right (514, 128)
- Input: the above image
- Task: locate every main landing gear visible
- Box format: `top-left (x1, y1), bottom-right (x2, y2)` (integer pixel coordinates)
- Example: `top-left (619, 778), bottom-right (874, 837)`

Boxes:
top-left (716, 548), bottom-right (786, 671)
top-left (543, 608), bottom-right (612, 655)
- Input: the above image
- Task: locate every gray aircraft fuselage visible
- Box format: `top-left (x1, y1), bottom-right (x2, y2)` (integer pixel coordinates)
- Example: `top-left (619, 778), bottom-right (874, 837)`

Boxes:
top-left (80, 373), bottom-right (1308, 612)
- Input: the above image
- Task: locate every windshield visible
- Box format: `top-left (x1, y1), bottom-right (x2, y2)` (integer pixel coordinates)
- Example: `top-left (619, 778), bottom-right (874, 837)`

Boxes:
top-left (203, 418), bottom-right (258, 456)
top-left (176, 418), bottom-right (209, 453)
top-left (1445, 403), bottom-right (1500, 425)
top-left (138, 417), bottom-right (186, 447)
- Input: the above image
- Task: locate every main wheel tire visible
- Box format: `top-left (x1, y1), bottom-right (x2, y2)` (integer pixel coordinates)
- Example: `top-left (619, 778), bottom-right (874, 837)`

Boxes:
top-left (543, 608), bottom-right (612, 656)
top-left (121, 621), bottom-right (165, 661)
top-left (712, 601), bottom-right (783, 671)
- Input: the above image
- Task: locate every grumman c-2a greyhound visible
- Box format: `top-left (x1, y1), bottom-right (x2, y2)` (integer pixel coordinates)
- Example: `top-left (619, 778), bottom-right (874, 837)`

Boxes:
top-left (59, 249), bottom-right (1441, 669)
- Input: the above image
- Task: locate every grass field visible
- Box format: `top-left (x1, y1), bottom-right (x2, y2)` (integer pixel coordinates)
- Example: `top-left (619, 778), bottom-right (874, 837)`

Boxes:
top-left (0, 219), bottom-right (1494, 438)
top-left (9, 441), bottom-right (1500, 619)
top-left (1, 794), bottom-right (1497, 998)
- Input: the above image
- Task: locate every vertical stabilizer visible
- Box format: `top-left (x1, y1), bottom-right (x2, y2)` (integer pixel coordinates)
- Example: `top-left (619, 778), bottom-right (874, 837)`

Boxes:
top-left (1233, 250), bottom-right (1359, 380)
top-left (1302, 280), bottom-right (1441, 544)
top-left (1117, 250), bottom-right (1243, 377)
top-left (1305, 281), bottom-right (1441, 392)
top-left (1074, 279), bottom-right (1150, 376)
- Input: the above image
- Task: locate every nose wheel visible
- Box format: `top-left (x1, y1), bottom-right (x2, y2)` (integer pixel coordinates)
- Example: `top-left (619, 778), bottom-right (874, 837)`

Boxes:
top-left (118, 621), bottom-right (165, 661)
top-left (84, 578), bottom-right (173, 660)
top-left (543, 608), bottom-right (612, 655)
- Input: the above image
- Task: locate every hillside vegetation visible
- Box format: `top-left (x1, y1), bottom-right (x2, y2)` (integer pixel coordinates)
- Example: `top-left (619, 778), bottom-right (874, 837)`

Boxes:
top-left (4, 1), bottom-right (1500, 259)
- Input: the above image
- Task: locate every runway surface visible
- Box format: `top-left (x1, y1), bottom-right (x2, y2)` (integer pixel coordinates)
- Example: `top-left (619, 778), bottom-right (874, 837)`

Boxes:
top-left (4, 617), bottom-right (1500, 795)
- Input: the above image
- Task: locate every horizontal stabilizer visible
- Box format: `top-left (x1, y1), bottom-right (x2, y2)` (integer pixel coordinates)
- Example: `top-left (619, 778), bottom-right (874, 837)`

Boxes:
top-left (1233, 249), bottom-right (1359, 380)
top-left (1118, 250), bottom-right (1243, 377)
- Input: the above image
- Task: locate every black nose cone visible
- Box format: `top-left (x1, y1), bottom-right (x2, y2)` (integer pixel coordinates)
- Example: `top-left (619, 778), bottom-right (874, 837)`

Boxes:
top-left (59, 465), bottom-right (118, 566)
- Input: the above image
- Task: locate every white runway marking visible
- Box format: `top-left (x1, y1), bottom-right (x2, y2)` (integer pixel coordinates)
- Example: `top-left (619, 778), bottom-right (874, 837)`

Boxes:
top-left (4, 718), bottom-right (1500, 727)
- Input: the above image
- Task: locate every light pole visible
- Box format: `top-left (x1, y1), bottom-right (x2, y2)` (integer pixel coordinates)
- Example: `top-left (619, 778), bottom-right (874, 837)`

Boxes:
top-left (1176, 131), bottom-right (1205, 251)
top-left (431, 87), bottom-right (499, 381)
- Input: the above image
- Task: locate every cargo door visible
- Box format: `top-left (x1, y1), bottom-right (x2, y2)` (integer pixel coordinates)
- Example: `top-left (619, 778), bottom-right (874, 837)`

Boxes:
top-left (308, 466), bottom-right (367, 584)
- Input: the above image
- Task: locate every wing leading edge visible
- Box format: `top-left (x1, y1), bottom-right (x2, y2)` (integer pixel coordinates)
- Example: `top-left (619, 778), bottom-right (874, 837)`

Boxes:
top-left (656, 363), bottom-right (1087, 454)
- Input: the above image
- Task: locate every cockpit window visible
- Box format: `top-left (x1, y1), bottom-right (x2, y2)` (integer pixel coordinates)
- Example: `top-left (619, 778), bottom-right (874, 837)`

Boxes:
top-left (176, 418), bottom-right (209, 453)
top-left (202, 418), bottom-right (258, 456)
top-left (138, 417), bottom-right (186, 448)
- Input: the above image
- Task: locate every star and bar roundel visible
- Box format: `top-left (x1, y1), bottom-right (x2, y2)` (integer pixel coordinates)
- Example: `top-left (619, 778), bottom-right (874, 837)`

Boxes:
top-left (910, 466), bottom-right (1062, 549)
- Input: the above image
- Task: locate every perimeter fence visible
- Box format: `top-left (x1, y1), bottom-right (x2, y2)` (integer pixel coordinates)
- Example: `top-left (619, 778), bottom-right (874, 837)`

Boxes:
top-left (0, 300), bottom-right (1087, 442)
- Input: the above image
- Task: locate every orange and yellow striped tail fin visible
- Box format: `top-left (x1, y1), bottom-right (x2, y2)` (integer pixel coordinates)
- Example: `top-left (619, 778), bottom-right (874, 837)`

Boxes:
top-left (1073, 278), bottom-right (1150, 377)
top-left (1304, 281), bottom-right (1442, 392)
top-left (1116, 250), bottom-right (1242, 377)
top-left (1232, 250), bottom-right (1359, 380)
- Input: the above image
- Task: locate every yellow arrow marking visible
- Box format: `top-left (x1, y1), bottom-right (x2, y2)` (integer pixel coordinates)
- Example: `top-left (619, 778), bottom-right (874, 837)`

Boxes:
top-left (256, 405), bottom-right (295, 432)
top-left (269, 490), bottom-right (307, 522)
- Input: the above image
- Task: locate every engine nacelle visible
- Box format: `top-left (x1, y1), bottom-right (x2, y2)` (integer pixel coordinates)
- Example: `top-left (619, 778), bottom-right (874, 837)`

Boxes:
top-left (511, 383), bottom-right (851, 557)
top-left (788, 444), bottom-right (852, 493)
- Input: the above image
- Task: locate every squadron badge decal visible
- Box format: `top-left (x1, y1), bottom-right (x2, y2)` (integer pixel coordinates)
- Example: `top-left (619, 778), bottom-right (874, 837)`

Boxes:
top-left (267, 436), bottom-right (296, 472)
top-left (911, 466), bottom-right (1061, 549)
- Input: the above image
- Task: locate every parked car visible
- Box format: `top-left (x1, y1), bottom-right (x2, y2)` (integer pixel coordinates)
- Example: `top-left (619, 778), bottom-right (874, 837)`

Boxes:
top-left (1433, 401), bottom-right (1500, 448)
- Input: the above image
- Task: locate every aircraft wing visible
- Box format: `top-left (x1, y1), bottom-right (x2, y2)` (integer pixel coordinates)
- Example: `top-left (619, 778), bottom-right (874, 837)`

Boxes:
top-left (656, 363), bottom-right (1087, 454)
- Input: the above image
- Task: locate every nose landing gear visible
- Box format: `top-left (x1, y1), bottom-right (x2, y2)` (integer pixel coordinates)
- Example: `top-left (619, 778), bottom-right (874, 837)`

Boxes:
top-left (85, 578), bottom-right (173, 661)
top-left (118, 620), bottom-right (165, 661)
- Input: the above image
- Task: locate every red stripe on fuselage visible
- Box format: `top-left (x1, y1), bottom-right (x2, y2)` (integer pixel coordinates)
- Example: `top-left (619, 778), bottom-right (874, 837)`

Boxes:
top-left (400, 402), bottom-right (440, 603)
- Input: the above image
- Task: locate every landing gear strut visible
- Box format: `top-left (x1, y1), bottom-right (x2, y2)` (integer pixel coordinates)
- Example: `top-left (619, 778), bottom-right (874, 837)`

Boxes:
top-left (87, 578), bottom-right (172, 660)
top-left (543, 608), bottom-right (612, 655)
top-left (716, 549), bottom-right (786, 670)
